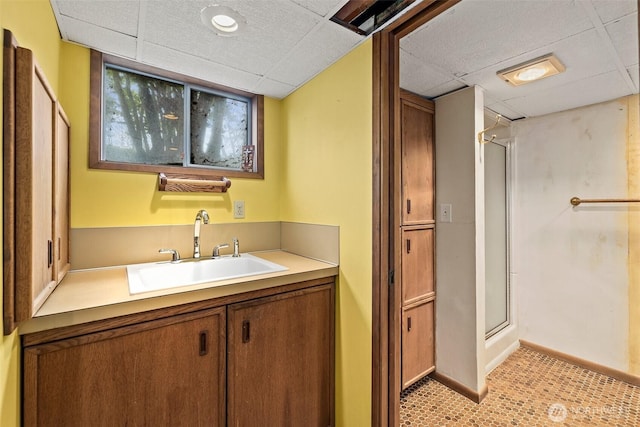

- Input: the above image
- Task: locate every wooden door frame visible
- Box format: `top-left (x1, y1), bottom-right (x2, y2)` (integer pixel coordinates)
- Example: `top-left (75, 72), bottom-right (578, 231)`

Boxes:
top-left (371, 1), bottom-right (461, 425)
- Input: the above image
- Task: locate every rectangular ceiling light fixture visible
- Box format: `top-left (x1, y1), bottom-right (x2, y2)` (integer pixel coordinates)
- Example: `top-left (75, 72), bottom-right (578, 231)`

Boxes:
top-left (331, 0), bottom-right (417, 36)
top-left (497, 54), bottom-right (565, 86)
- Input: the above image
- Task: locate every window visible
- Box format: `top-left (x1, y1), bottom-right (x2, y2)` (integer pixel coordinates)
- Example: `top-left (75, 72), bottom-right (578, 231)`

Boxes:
top-left (90, 51), bottom-right (264, 179)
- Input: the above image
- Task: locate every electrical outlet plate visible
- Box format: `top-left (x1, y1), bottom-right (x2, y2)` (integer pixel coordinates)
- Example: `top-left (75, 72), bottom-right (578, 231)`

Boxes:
top-left (440, 203), bottom-right (452, 222)
top-left (234, 200), bottom-right (245, 219)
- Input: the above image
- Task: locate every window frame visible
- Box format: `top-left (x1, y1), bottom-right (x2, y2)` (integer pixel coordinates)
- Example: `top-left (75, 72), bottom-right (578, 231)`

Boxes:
top-left (89, 50), bottom-right (264, 179)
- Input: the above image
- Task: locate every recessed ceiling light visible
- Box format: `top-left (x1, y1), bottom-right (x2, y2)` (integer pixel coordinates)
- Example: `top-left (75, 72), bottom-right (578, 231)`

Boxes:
top-left (201, 5), bottom-right (245, 36)
top-left (497, 54), bottom-right (565, 86)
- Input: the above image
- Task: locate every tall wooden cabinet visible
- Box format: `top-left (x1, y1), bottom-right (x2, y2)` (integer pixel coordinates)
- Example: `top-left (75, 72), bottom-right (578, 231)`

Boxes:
top-left (4, 42), bottom-right (70, 330)
top-left (399, 90), bottom-right (436, 390)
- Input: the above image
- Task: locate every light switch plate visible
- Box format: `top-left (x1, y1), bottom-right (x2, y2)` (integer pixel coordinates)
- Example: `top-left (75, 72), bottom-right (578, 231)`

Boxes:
top-left (440, 203), bottom-right (452, 222)
top-left (233, 200), bottom-right (245, 219)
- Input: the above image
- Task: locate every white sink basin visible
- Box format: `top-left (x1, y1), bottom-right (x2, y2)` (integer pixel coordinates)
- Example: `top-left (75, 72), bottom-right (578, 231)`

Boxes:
top-left (127, 253), bottom-right (288, 295)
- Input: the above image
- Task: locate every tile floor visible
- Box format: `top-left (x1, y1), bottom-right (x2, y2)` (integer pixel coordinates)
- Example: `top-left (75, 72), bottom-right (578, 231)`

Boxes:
top-left (400, 347), bottom-right (640, 426)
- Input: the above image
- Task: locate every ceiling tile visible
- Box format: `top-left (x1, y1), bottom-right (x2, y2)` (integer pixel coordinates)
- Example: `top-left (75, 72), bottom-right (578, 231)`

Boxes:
top-left (400, 48), bottom-right (457, 96)
top-left (141, 42), bottom-right (262, 93)
top-left (253, 78), bottom-right (297, 99)
top-left (54, 0), bottom-right (139, 36)
top-left (605, 12), bottom-right (639, 67)
top-left (266, 21), bottom-right (363, 87)
top-left (483, 100), bottom-right (525, 121)
top-left (401, 0), bottom-right (594, 76)
top-left (143, 0), bottom-right (320, 77)
top-left (59, 15), bottom-right (137, 58)
top-left (420, 80), bottom-right (467, 99)
top-left (502, 70), bottom-right (631, 117)
top-left (289, 0), bottom-right (347, 17)
top-left (592, 0), bottom-right (637, 23)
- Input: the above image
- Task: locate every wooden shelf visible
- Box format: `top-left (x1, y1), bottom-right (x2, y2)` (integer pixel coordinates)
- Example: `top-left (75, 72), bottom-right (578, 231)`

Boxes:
top-left (158, 173), bottom-right (231, 193)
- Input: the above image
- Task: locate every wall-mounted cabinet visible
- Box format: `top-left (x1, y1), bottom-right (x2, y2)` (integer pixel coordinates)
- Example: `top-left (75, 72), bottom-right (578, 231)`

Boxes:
top-left (3, 34), bottom-right (70, 334)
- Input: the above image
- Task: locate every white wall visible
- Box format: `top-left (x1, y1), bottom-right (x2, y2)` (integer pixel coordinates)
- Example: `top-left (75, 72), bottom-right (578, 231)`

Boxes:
top-left (435, 86), bottom-right (486, 393)
top-left (513, 97), bottom-right (630, 372)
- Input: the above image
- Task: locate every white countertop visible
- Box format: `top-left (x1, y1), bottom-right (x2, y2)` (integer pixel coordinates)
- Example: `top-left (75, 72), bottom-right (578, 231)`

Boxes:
top-left (20, 251), bottom-right (338, 335)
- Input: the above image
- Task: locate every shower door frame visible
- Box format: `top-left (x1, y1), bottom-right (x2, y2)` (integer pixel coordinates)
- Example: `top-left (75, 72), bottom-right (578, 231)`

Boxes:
top-left (484, 138), bottom-right (514, 339)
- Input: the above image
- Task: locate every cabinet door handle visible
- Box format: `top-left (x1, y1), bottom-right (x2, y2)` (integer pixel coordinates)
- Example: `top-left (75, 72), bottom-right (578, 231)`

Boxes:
top-left (407, 316), bottom-right (412, 332)
top-left (242, 320), bottom-right (250, 343)
top-left (199, 331), bottom-right (208, 356)
top-left (407, 199), bottom-right (412, 214)
top-left (406, 239), bottom-right (411, 254)
top-left (57, 237), bottom-right (61, 261)
top-left (47, 240), bottom-right (53, 268)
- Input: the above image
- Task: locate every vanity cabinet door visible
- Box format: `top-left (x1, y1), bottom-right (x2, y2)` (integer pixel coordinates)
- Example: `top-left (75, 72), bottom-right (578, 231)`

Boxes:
top-left (227, 283), bottom-right (334, 427)
top-left (23, 307), bottom-right (226, 427)
top-left (402, 301), bottom-right (435, 389)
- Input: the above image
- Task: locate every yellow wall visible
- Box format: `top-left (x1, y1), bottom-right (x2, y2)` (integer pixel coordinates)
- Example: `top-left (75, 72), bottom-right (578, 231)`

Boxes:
top-left (1, 1), bottom-right (63, 425)
top-left (281, 40), bottom-right (373, 426)
top-left (59, 46), bottom-right (283, 228)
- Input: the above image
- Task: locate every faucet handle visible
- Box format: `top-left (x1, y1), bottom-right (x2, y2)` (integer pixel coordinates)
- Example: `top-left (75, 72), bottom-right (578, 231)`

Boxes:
top-left (159, 248), bottom-right (180, 262)
top-left (212, 243), bottom-right (229, 258)
top-left (232, 237), bottom-right (240, 257)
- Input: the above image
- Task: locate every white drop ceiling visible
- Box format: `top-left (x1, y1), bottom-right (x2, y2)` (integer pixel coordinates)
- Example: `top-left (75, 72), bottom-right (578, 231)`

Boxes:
top-left (400, 0), bottom-right (639, 119)
top-left (51, 0), bottom-right (638, 119)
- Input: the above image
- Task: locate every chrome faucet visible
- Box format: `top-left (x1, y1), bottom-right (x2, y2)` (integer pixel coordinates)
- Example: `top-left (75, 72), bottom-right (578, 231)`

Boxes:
top-left (193, 209), bottom-right (210, 259)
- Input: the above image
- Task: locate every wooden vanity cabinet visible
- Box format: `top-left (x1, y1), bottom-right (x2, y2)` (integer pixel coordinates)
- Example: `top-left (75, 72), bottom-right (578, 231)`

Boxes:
top-left (22, 278), bottom-right (335, 426)
top-left (23, 307), bottom-right (226, 427)
top-left (227, 284), bottom-right (334, 427)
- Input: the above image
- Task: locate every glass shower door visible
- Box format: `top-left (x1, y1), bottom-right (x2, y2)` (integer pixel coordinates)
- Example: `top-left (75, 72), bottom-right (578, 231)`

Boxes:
top-left (485, 140), bottom-right (511, 338)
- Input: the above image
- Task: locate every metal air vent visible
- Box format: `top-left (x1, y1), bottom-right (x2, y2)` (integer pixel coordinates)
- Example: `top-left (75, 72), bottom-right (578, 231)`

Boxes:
top-left (330, 0), bottom-right (417, 35)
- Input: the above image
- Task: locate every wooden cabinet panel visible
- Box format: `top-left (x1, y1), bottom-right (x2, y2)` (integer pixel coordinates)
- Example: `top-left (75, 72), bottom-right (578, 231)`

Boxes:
top-left (402, 301), bottom-right (435, 389)
top-left (23, 307), bottom-right (226, 427)
top-left (401, 227), bottom-right (434, 305)
top-left (227, 284), bottom-right (334, 427)
top-left (15, 46), bottom-right (57, 320)
top-left (6, 43), bottom-right (70, 330)
top-left (54, 105), bottom-right (71, 283)
top-left (401, 96), bottom-right (434, 225)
